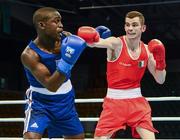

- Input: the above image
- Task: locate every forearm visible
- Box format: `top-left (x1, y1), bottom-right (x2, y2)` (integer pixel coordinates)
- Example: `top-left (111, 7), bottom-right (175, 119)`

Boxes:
top-left (148, 57), bottom-right (166, 84)
top-left (153, 69), bottom-right (166, 84)
top-left (34, 70), bottom-right (66, 92)
top-left (44, 71), bottom-right (66, 92)
top-left (88, 39), bottom-right (109, 48)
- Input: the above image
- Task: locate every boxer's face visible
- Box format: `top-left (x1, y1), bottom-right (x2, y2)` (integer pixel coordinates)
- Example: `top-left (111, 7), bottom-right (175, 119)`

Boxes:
top-left (42, 11), bottom-right (63, 41)
top-left (124, 17), bottom-right (146, 39)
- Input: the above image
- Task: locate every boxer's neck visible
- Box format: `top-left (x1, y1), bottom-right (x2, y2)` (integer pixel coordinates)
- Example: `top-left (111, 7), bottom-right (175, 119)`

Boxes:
top-left (125, 36), bottom-right (141, 52)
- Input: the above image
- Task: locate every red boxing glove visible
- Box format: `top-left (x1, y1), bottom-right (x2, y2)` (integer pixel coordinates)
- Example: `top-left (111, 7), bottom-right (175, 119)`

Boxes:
top-left (148, 39), bottom-right (166, 70)
top-left (77, 26), bottom-right (100, 44)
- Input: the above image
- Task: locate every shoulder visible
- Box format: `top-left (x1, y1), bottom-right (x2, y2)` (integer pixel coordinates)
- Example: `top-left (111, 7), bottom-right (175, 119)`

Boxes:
top-left (21, 46), bottom-right (40, 67)
top-left (144, 43), bottom-right (148, 51)
top-left (105, 36), bottom-right (121, 46)
top-left (143, 43), bottom-right (150, 58)
top-left (143, 43), bottom-right (155, 63)
top-left (108, 36), bottom-right (122, 50)
top-left (21, 46), bottom-right (39, 60)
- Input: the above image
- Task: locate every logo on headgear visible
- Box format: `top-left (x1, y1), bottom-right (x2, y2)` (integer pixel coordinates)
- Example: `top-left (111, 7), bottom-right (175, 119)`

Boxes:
top-left (65, 46), bottom-right (75, 58)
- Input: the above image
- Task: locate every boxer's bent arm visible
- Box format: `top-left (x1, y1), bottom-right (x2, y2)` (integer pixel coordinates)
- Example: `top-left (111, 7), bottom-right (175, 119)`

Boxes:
top-left (147, 53), bottom-right (166, 84)
top-left (21, 48), bottom-right (66, 92)
top-left (88, 37), bottom-right (121, 50)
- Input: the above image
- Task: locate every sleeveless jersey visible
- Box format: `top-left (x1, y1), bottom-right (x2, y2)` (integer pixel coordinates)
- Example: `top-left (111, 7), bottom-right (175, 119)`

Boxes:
top-left (107, 36), bottom-right (148, 89)
top-left (24, 41), bottom-right (61, 88)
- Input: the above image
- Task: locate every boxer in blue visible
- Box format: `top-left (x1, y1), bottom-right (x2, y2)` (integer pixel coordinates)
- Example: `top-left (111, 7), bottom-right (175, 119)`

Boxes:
top-left (21, 7), bottom-right (86, 139)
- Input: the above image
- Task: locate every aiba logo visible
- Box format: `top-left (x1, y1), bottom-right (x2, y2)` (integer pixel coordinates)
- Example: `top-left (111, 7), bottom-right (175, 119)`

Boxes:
top-left (65, 46), bottom-right (75, 58)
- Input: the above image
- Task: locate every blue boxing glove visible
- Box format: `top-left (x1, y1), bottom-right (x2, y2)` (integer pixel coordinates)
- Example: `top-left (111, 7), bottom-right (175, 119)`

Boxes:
top-left (57, 35), bottom-right (86, 78)
top-left (60, 31), bottom-right (72, 42)
top-left (95, 26), bottom-right (111, 39)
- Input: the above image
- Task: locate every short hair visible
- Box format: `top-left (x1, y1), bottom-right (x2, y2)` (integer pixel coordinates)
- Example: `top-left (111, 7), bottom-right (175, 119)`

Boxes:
top-left (125, 11), bottom-right (145, 25)
top-left (33, 7), bottom-right (58, 29)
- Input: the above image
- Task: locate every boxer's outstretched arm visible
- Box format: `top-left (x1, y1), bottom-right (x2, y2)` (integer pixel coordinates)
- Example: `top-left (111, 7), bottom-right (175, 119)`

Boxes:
top-left (78, 26), bottom-right (121, 50)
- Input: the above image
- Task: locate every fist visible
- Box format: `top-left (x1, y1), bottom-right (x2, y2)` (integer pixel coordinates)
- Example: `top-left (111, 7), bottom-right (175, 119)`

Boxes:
top-left (148, 39), bottom-right (166, 70)
top-left (77, 26), bottom-right (100, 43)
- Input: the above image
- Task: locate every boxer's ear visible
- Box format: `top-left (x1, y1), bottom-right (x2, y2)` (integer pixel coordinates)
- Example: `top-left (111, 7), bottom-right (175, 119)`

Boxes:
top-left (142, 25), bottom-right (146, 33)
top-left (38, 22), bottom-right (45, 29)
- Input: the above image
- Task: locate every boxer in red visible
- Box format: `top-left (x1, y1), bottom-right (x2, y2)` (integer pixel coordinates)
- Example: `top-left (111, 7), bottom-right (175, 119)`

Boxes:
top-left (78, 11), bottom-right (166, 139)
